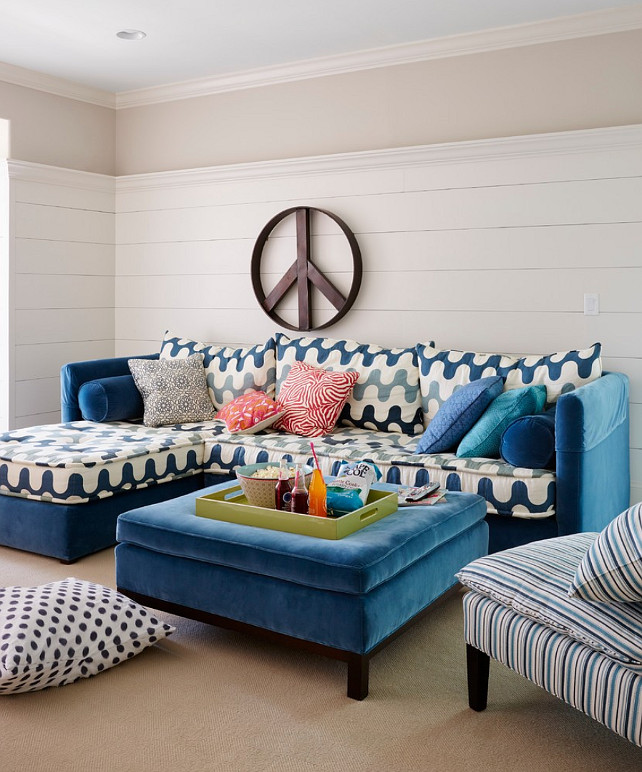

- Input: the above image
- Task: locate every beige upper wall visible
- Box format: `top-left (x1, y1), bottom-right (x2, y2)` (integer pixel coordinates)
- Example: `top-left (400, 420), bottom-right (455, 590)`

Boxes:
top-left (115, 29), bottom-right (642, 176)
top-left (0, 28), bottom-right (640, 177)
top-left (0, 81), bottom-right (115, 175)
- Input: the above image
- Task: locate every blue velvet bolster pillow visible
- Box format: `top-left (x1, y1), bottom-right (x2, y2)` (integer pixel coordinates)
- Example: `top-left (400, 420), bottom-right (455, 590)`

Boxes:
top-left (78, 375), bottom-right (144, 422)
top-left (500, 407), bottom-right (556, 469)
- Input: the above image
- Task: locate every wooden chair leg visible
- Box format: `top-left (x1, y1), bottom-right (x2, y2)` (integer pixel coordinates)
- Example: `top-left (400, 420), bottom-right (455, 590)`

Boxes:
top-left (347, 654), bottom-right (369, 700)
top-left (466, 643), bottom-right (490, 711)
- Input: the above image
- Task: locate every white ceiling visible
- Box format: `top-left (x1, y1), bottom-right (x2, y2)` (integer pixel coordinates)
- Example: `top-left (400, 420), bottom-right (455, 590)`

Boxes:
top-left (0, 0), bottom-right (638, 94)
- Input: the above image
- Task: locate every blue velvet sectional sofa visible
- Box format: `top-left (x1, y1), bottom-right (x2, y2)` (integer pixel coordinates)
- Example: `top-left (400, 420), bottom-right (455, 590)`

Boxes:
top-left (0, 331), bottom-right (631, 562)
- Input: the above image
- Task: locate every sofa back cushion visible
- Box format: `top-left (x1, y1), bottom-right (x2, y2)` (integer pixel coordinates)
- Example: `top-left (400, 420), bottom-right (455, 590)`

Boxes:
top-left (417, 344), bottom-right (519, 424)
top-left (275, 333), bottom-right (425, 435)
top-left (503, 342), bottom-right (602, 402)
top-left (160, 331), bottom-right (276, 411)
top-left (417, 342), bottom-right (602, 425)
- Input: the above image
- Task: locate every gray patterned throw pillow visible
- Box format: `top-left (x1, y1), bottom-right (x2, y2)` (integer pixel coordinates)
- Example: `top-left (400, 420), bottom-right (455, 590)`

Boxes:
top-left (129, 353), bottom-right (216, 427)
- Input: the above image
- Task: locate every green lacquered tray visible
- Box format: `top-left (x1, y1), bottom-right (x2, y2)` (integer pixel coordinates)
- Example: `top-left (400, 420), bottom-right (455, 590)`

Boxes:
top-left (195, 485), bottom-right (398, 540)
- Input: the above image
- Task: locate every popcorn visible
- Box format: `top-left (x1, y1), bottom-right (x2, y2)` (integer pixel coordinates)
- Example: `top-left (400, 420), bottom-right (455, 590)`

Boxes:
top-left (250, 466), bottom-right (295, 479)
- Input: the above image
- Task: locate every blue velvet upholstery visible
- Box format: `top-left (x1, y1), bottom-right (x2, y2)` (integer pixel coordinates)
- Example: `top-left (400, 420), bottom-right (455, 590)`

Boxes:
top-left (0, 474), bottom-right (205, 562)
top-left (555, 371), bottom-right (630, 537)
top-left (78, 375), bottom-right (144, 422)
top-left (500, 407), bottom-right (556, 469)
top-left (484, 512), bottom-right (558, 554)
top-left (61, 353), bottom-right (158, 422)
top-left (117, 484), bottom-right (487, 594)
top-left (115, 481), bottom-right (489, 653)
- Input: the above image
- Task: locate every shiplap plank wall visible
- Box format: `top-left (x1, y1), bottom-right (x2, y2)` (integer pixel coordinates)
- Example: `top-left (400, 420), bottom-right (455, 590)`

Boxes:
top-left (114, 127), bottom-right (642, 501)
top-left (0, 165), bottom-right (9, 432)
top-left (7, 166), bottom-right (115, 428)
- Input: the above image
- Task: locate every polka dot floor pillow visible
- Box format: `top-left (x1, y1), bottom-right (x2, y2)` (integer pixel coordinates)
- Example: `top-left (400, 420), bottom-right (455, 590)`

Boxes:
top-left (0, 578), bottom-right (175, 694)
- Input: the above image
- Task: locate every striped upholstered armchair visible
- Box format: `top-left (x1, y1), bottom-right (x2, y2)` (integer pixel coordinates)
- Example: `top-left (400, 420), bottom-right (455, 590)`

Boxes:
top-left (457, 502), bottom-right (642, 747)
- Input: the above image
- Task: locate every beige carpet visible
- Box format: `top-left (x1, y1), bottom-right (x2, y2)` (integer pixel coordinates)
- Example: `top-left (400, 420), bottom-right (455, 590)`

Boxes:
top-left (1, 544), bottom-right (641, 772)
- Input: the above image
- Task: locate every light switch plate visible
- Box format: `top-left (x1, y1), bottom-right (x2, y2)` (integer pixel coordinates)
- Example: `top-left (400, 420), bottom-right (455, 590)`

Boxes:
top-left (584, 293), bottom-right (599, 316)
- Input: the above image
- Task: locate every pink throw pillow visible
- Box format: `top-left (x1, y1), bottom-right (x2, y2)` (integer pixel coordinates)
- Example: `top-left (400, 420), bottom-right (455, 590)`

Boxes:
top-left (275, 362), bottom-right (359, 437)
top-left (217, 391), bottom-right (280, 432)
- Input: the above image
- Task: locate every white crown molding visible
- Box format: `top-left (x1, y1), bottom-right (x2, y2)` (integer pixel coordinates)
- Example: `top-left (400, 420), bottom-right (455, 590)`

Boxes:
top-left (0, 62), bottom-right (115, 108)
top-left (115, 124), bottom-right (642, 191)
top-left (6, 160), bottom-right (115, 192)
top-left (0, 7), bottom-right (640, 110)
top-left (115, 6), bottom-right (642, 108)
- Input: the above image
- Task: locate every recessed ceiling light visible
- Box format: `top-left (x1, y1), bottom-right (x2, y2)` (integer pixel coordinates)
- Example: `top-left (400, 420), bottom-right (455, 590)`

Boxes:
top-left (116, 30), bottom-right (147, 41)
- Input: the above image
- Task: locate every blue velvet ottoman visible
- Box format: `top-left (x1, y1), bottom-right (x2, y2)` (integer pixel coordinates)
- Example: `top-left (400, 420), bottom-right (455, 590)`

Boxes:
top-left (115, 481), bottom-right (488, 698)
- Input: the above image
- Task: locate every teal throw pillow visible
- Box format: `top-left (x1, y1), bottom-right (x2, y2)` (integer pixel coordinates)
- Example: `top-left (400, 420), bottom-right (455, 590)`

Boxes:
top-left (416, 376), bottom-right (503, 454)
top-left (456, 385), bottom-right (547, 459)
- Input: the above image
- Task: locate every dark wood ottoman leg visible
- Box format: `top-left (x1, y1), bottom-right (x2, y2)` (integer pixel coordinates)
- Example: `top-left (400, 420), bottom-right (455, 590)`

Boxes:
top-left (467, 643), bottom-right (490, 711)
top-left (347, 654), bottom-right (369, 700)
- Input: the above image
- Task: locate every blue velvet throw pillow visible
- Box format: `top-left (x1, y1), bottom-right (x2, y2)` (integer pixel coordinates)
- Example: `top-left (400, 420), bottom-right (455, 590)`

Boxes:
top-left (78, 375), bottom-right (144, 422)
top-left (500, 407), bottom-right (556, 469)
top-left (457, 385), bottom-right (547, 459)
top-left (416, 376), bottom-right (503, 454)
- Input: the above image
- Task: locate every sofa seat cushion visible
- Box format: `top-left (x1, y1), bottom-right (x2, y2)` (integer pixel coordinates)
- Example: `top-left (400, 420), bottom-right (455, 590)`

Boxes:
top-left (457, 533), bottom-right (642, 674)
top-left (203, 427), bottom-right (556, 520)
top-left (0, 421), bottom-right (210, 504)
top-left (116, 483), bottom-right (487, 595)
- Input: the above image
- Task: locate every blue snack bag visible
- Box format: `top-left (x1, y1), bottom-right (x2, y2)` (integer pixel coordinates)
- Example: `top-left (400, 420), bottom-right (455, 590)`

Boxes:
top-left (326, 461), bottom-right (382, 515)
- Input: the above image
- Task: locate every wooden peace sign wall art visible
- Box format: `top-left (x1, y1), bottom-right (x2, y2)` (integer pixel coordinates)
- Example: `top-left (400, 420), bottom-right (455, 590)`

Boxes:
top-left (251, 206), bottom-right (362, 332)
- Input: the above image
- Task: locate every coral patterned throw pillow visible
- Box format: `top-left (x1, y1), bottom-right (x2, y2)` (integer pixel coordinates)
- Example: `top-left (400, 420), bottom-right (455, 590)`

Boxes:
top-left (217, 391), bottom-right (280, 433)
top-left (275, 362), bottom-right (359, 437)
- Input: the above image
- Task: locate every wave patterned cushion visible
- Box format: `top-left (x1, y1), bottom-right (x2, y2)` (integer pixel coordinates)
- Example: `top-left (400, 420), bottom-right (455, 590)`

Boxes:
top-left (275, 333), bottom-right (426, 435)
top-left (0, 578), bottom-right (174, 694)
top-left (129, 354), bottom-right (216, 427)
top-left (416, 376), bottom-right (504, 454)
top-left (417, 342), bottom-right (602, 424)
top-left (0, 421), bottom-right (209, 504)
top-left (569, 503), bottom-right (642, 603)
top-left (275, 361), bottom-right (359, 437)
top-left (505, 343), bottom-right (602, 403)
top-left (457, 385), bottom-right (547, 459)
top-left (417, 344), bottom-right (519, 424)
top-left (160, 331), bottom-right (276, 409)
top-left (203, 427), bottom-right (556, 519)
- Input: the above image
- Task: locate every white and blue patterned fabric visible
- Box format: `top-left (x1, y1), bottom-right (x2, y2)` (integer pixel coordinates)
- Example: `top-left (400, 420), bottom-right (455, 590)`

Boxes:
top-left (203, 426), bottom-right (556, 519)
top-left (275, 333), bottom-right (427, 435)
top-left (417, 342), bottom-right (602, 424)
top-left (464, 591), bottom-right (642, 747)
top-left (570, 503), bottom-right (642, 603)
top-left (160, 331), bottom-right (276, 410)
top-left (0, 421), bottom-right (220, 504)
top-left (457, 533), bottom-right (642, 673)
top-left (504, 342), bottom-right (602, 403)
top-left (417, 344), bottom-right (519, 424)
